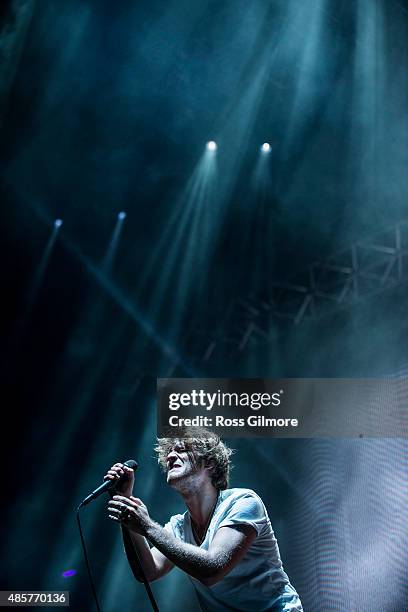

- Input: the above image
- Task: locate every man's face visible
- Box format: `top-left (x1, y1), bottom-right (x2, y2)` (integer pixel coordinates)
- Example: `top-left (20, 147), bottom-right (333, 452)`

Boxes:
top-left (166, 442), bottom-right (197, 487)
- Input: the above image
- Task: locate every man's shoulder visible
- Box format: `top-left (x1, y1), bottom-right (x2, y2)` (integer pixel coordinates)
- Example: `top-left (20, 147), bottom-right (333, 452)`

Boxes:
top-left (216, 488), bottom-right (270, 534)
top-left (219, 488), bottom-right (267, 516)
top-left (221, 487), bottom-right (264, 504)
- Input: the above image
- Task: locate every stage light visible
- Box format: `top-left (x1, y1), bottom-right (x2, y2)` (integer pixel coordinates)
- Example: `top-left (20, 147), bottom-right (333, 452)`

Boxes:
top-left (62, 569), bottom-right (77, 578)
top-left (54, 219), bottom-right (63, 228)
top-left (261, 143), bottom-right (271, 153)
top-left (118, 211), bottom-right (126, 221)
top-left (206, 141), bottom-right (217, 151)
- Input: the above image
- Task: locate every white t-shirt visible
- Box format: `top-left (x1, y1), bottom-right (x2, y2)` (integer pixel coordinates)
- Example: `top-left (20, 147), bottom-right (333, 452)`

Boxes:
top-left (164, 488), bottom-right (300, 612)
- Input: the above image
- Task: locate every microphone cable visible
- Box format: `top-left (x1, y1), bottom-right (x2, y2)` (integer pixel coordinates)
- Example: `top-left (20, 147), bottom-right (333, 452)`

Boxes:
top-left (121, 524), bottom-right (160, 612)
top-left (76, 505), bottom-right (102, 612)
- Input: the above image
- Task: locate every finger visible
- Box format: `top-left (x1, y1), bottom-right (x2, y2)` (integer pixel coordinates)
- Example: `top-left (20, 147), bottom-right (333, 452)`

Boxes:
top-left (108, 501), bottom-right (132, 517)
top-left (108, 470), bottom-right (122, 478)
top-left (108, 505), bottom-right (130, 517)
top-left (104, 471), bottom-right (120, 480)
top-left (107, 506), bottom-right (122, 517)
top-left (104, 466), bottom-right (124, 480)
top-left (112, 495), bottom-right (132, 503)
top-left (130, 496), bottom-right (143, 506)
top-left (109, 499), bottom-right (130, 510)
top-left (110, 466), bottom-right (124, 475)
top-left (108, 514), bottom-right (120, 522)
top-left (108, 500), bottom-right (134, 522)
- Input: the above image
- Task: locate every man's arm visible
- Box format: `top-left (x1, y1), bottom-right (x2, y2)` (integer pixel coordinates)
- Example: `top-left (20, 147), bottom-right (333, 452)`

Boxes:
top-left (109, 495), bottom-right (257, 586)
top-left (145, 520), bottom-right (256, 586)
top-left (121, 526), bottom-right (174, 583)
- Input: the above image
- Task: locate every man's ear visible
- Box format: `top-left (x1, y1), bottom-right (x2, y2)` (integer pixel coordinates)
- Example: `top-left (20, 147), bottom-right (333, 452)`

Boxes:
top-left (205, 460), bottom-right (215, 473)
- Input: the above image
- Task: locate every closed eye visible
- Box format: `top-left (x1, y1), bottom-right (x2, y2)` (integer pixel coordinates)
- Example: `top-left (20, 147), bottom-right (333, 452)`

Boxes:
top-left (174, 445), bottom-right (186, 453)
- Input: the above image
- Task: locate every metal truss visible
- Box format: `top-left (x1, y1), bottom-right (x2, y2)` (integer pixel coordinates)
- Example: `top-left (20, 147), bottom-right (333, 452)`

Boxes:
top-left (189, 220), bottom-right (408, 363)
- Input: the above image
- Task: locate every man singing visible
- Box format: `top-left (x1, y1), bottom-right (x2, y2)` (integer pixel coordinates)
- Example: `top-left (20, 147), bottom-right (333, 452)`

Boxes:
top-left (105, 429), bottom-right (303, 611)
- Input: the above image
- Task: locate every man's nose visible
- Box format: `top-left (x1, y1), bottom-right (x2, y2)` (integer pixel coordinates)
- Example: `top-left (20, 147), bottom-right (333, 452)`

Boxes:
top-left (167, 450), bottom-right (178, 462)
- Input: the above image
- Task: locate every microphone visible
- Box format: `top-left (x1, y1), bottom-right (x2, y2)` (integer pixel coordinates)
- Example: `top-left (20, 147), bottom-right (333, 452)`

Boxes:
top-left (78, 459), bottom-right (138, 509)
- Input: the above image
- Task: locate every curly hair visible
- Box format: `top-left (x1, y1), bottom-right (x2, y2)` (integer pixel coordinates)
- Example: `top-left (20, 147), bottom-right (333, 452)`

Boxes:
top-left (154, 427), bottom-right (234, 490)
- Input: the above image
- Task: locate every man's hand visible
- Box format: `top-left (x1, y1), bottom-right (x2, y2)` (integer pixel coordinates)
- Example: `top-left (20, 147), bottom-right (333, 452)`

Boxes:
top-left (108, 495), bottom-right (151, 535)
top-left (103, 463), bottom-right (135, 498)
top-left (109, 494), bottom-right (175, 584)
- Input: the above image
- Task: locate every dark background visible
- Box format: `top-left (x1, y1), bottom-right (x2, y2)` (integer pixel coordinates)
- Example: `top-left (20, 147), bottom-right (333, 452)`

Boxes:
top-left (1, 1), bottom-right (408, 610)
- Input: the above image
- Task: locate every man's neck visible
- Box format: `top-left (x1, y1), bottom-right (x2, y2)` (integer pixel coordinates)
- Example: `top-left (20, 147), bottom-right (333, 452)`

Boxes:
top-left (181, 480), bottom-right (218, 528)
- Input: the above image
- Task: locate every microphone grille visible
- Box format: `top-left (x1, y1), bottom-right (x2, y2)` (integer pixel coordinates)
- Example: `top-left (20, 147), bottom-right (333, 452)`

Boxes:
top-left (124, 459), bottom-right (138, 470)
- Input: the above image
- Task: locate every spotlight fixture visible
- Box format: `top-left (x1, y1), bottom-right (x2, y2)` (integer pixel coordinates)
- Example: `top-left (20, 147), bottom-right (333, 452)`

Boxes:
top-left (54, 219), bottom-right (63, 228)
top-left (206, 141), bottom-right (217, 151)
top-left (261, 143), bottom-right (271, 153)
top-left (118, 211), bottom-right (127, 220)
